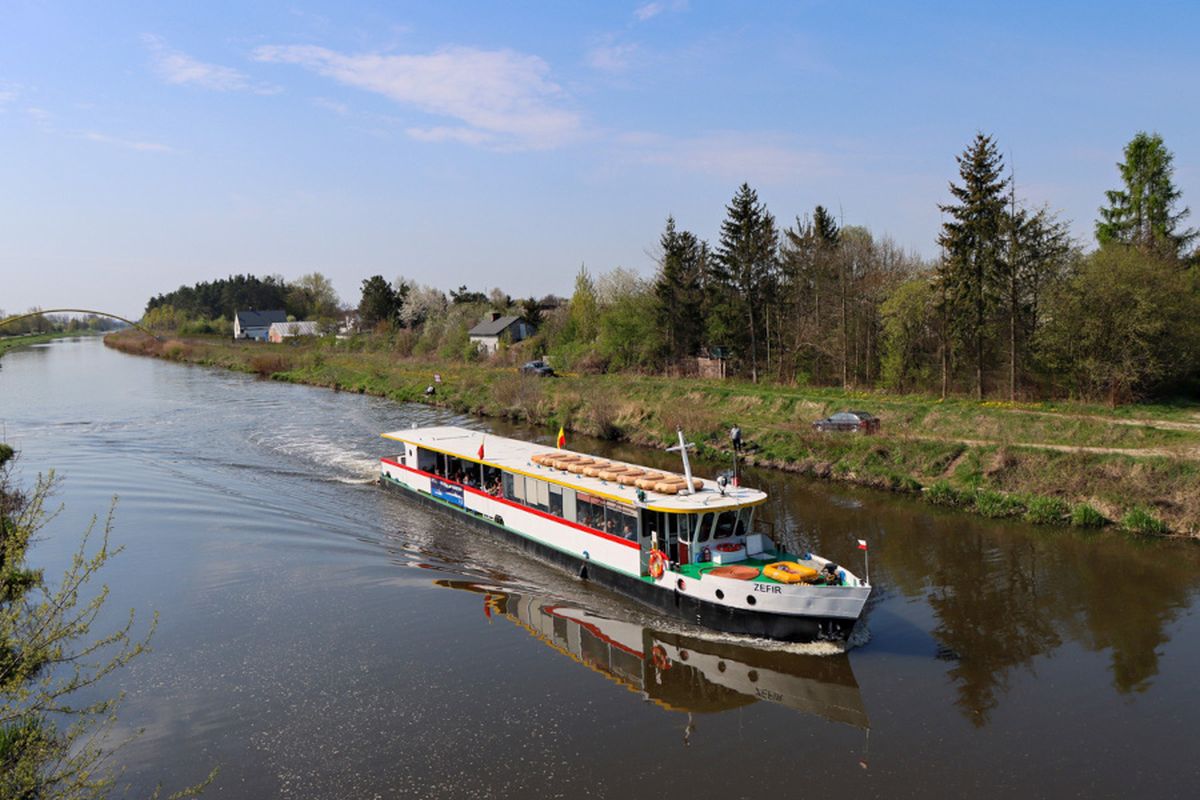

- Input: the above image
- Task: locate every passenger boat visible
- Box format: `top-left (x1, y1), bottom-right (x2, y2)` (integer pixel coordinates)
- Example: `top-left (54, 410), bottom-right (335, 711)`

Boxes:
top-left (379, 425), bottom-right (871, 641)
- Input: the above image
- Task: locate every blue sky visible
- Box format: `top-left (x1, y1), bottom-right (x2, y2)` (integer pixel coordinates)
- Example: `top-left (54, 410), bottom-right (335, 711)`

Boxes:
top-left (2, 1), bottom-right (1198, 319)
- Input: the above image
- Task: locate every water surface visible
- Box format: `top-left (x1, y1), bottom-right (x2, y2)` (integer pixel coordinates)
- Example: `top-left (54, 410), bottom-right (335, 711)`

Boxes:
top-left (1, 338), bottom-right (1197, 798)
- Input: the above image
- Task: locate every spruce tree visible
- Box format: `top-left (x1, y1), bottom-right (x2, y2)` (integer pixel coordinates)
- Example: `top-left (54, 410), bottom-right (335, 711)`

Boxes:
top-left (1096, 132), bottom-right (1196, 259)
top-left (713, 183), bottom-right (779, 383)
top-left (937, 134), bottom-right (1009, 399)
top-left (654, 216), bottom-right (706, 363)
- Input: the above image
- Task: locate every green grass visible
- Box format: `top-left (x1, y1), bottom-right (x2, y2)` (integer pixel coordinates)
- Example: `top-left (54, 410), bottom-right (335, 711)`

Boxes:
top-left (103, 330), bottom-right (1200, 536)
top-left (1071, 503), bottom-right (1108, 529)
top-left (1121, 506), bottom-right (1169, 535)
top-left (1024, 495), bottom-right (1070, 525)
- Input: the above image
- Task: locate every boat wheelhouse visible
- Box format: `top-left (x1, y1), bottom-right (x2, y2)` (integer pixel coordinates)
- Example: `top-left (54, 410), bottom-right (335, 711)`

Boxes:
top-left (379, 426), bottom-right (870, 641)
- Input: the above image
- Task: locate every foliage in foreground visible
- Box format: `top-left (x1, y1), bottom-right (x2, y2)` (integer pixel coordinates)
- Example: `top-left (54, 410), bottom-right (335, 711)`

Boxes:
top-left (1, 446), bottom-right (210, 798)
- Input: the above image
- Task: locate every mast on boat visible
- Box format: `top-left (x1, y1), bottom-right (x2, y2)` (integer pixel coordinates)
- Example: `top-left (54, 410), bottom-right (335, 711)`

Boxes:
top-left (667, 428), bottom-right (696, 495)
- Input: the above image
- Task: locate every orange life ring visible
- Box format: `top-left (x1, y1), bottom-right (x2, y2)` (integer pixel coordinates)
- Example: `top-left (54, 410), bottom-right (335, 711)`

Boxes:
top-left (648, 549), bottom-right (667, 580)
top-left (651, 644), bottom-right (671, 671)
top-left (716, 543), bottom-right (742, 553)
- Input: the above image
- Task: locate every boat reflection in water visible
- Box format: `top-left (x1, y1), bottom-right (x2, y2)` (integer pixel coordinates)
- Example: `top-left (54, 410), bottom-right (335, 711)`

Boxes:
top-left (436, 579), bottom-right (868, 730)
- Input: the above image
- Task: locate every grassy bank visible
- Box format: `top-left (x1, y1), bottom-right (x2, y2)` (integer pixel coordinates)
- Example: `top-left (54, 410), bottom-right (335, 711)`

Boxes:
top-left (105, 331), bottom-right (1200, 537)
top-left (0, 330), bottom-right (92, 358)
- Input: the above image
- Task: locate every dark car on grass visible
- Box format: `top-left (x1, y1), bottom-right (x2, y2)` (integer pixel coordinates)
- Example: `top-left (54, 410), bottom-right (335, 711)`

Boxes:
top-left (520, 360), bottom-right (555, 377)
top-left (812, 410), bottom-right (880, 434)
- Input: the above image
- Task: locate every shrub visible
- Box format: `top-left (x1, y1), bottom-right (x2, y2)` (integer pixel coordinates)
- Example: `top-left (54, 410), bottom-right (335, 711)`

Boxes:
top-left (249, 353), bottom-right (292, 377)
top-left (1024, 495), bottom-right (1069, 525)
top-left (1070, 503), bottom-right (1107, 528)
top-left (491, 373), bottom-right (545, 422)
top-left (584, 388), bottom-right (622, 440)
top-left (925, 479), bottom-right (965, 507)
top-left (162, 339), bottom-right (189, 360)
top-left (1121, 506), bottom-right (1169, 535)
top-left (974, 489), bottom-right (1024, 518)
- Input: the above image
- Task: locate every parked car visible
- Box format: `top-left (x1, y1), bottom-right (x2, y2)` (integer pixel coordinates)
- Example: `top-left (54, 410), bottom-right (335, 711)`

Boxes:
top-left (520, 360), bottom-right (555, 377)
top-left (811, 410), bottom-right (880, 433)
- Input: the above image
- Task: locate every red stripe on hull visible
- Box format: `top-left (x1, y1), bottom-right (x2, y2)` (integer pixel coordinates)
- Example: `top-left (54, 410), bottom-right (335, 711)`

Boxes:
top-left (381, 458), bottom-right (639, 550)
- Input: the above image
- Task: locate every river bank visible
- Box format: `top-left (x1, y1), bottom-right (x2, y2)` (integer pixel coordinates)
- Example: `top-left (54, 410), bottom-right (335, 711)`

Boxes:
top-left (0, 330), bottom-right (92, 357)
top-left (104, 331), bottom-right (1200, 536)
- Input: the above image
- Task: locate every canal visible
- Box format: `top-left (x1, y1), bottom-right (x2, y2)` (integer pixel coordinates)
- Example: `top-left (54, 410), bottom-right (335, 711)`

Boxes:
top-left (2, 337), bottom-right (1198, 798)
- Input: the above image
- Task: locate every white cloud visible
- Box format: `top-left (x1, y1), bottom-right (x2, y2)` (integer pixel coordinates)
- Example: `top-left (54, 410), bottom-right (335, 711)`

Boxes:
top-left (634, 1), bottom-right (687, 21)
top-left (619, 130), bottom-right (839, 185)
top-left (405, 126), bottom-right (492, 146)
top-left (634, 2), bottom-right (664, 21)
top-left (144, 34), bottom-right (278, 94)
top-left (0, 86), bottom-right (18, 110)
top-left (83, 131), bottom-right (173, 153)
top-left (312, 96), bottom-right (349, 115)
top-left (253, 44), bottom-right (579, 149)
top-left (587, 42), bottom-right (639, 72)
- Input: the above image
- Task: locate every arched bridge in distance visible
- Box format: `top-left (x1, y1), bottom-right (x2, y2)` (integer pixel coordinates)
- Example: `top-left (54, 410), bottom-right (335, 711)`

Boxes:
top-left (0, 308), bottom-right (160, 339)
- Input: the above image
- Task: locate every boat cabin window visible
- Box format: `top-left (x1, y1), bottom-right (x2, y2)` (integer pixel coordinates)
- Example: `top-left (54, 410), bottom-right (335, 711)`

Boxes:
top-left (561, 487), bottom-right (576, 522)
top-left (694, 513), bottom-right (713, 544)
top-left (606, 500), bottom-right (637, 541)
top-left (675, 513), bottom-right (692, 543)
top-left (503, 472), bottom-right (523, 503)
top-left (736, 507), bottom-right (753, 536)
top-left (528, 477), bottom-right (549, 512)
top-left (417, 448), bottom-right (438, 474)
top-left (482, 466), bottom-right (502, 496)
top-left (576, 493), bottom-right (604, 530)
top-left (713, 510), bottom-right (738, 540)
top-left (548, 484), bottom-right (563, 517)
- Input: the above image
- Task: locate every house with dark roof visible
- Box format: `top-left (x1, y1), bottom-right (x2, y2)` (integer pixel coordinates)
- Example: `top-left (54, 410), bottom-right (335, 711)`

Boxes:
top-left (233, 309), bottom-right (287, 341)
top-left (468, 312), bottom-right (535, 354)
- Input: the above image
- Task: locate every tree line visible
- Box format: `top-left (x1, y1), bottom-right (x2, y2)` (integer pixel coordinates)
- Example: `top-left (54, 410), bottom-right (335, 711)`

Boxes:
top-left (143, 131), bottom-right (1198, 404)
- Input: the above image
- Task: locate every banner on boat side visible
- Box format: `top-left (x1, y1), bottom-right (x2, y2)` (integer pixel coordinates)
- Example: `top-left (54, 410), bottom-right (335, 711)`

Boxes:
top-left (432, 478), bottom-right (464, 507)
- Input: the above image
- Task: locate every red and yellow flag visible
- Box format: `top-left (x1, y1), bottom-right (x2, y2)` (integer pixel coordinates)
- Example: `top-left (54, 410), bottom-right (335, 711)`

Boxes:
top-left (556, 426), bottom-right (566, 448)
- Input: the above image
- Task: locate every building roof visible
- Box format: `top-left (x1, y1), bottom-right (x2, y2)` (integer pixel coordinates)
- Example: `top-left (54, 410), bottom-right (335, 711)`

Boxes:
top-left (235, 309), bottom-right (287, 328)
top-left (381, 426), bottom-right (766, 513)
top-left (468, 315), bottom-right (522, 337)
top-left (268, 321), bottom-right (319, 336)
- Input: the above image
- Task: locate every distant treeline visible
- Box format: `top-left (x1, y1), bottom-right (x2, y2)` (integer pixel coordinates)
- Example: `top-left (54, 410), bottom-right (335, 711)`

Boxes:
top-left (144, 273), bottom-right (341, 334)
top-left (144, 131), bottom-right (1199, 403)
top-left (0, 310), bottom-right (124, 336)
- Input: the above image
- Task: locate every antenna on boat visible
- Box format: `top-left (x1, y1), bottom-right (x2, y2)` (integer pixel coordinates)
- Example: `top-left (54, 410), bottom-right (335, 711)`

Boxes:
top-left (667, 428), bottom-right (696, 494)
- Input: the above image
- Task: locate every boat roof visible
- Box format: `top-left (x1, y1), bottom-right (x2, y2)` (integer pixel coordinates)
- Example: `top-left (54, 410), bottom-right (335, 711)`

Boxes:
top-left (381, 425), bottom-right (766, 513)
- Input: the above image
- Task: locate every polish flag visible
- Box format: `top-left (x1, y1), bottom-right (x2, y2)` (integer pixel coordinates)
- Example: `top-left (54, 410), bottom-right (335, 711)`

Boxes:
top-left (857, 539), bottom-right (868, 550)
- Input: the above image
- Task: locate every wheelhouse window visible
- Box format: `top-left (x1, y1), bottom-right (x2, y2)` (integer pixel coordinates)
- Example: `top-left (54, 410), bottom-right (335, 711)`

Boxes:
top-left (694, 513), bottom-right (713, 544)
top-left (713, 510), bottom-right (738, 539)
